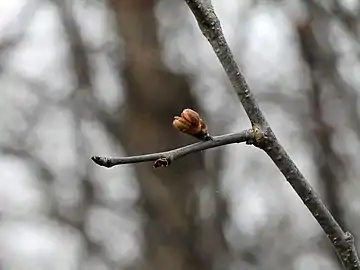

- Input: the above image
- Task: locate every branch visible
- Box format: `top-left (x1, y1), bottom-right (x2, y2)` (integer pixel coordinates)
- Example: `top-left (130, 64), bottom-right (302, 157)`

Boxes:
top-left (184, 0), bottom-right (267, 128)
top-left (91, 129), bottom-right (253, 168)
top-left (184, 0), bottom-right (360, 269)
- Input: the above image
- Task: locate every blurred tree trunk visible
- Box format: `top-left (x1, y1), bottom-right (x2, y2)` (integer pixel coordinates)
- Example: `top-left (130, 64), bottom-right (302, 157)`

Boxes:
top-left (297, 21), bottom-right (346, 230)
top-left (106, 1), bottom-right (229, 269)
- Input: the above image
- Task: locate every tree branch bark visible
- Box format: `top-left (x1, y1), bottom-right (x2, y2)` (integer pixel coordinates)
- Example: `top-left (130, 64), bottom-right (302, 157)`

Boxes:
top-left (91, 129), bottom-right (252, 168)
top-left (183, 0), bottom-right (360, 269)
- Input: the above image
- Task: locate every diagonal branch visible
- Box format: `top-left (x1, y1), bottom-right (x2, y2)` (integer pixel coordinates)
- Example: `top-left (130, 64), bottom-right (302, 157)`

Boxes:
top-left (185, 1), bottom-right (267, 128)
top-left (183, 0), bottom-right (360, 269)
top-left (91, 129), bottom-right (253, 168)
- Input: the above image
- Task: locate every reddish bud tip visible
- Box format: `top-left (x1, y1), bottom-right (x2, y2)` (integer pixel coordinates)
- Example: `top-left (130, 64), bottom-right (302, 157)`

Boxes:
top-left (172, 108), bottom-right (210, 140)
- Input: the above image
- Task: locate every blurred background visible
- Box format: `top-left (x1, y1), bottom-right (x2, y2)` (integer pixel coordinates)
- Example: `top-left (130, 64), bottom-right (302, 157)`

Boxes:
top-left (0, 0), bottom-right (359, 269)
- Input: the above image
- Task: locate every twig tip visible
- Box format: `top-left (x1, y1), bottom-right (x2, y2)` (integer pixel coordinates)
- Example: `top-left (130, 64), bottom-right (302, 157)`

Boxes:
top-left (91, 156), bottom-right (112, 168)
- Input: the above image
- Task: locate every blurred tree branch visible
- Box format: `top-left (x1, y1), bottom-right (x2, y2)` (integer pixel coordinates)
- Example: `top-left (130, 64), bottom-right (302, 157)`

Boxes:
top-left (0, 0), bottom-right (40, 72)
top-left (297, 6), bottom-right (348, 232)
top-left (39, 1), bottom-right (120, 269)
top-left (303, 1), bottom-right (360, 140)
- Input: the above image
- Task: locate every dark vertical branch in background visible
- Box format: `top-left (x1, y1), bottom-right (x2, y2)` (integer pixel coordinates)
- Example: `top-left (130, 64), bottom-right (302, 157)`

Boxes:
top-left (202, 149), bottom-right (230, 268)
top-left (48, 1), bottom-right (118, 268)
top-left (0, 0), bottom-right (40, 73)
top-left (330, 1), bottom-right (360, 141)
top-left (52, 0), bottom-right (93, 87)
top-left (296, 2), bottom-right (360, 241)
top-left (308, 86), bottom-right (346, 229)
top-left (301, 1), bottom-right (360, 140)
top-left (299, 0), bottom-right (360, 228)
top-left (297, 19), bottom-right (347, 231)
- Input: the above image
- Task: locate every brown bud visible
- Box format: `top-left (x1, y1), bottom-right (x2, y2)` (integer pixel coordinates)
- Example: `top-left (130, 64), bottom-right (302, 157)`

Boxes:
top-left (181, 109), bottom-right (200, 125)
top-left (172, 108), bottom-right (211, 140)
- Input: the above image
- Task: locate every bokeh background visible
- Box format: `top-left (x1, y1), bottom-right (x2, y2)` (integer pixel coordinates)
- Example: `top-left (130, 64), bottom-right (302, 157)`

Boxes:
top-left (0, 0), bottom-right (360, 269)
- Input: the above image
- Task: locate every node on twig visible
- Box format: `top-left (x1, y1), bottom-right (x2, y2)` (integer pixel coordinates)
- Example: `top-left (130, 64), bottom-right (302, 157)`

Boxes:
top-left (153, 157), bottom-right (171, 168)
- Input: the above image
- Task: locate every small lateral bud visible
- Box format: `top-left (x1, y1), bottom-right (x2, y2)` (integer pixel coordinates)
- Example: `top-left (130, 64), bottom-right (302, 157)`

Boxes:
top-left (172, 108), bottom-right (211, 140)
top-left (153, 157), bottom-right (170, 168)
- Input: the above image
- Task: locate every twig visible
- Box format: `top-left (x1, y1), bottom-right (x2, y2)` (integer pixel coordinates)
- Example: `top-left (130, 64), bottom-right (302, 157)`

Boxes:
top-left (91, 129), bottom-right (253, 168)
top-left (183, 0), bottom-right (360, 269)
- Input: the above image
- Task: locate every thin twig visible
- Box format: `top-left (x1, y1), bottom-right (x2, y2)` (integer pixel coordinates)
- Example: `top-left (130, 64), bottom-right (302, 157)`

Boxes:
top-left (91, 129), bottom-right (253, 168)
top-left (184, 0), bottom-right (360, 269)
